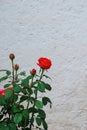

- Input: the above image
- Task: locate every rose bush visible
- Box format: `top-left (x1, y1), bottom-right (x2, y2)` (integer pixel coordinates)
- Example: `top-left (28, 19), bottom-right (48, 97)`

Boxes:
top-left (0, 54), bottom-right (52, 130)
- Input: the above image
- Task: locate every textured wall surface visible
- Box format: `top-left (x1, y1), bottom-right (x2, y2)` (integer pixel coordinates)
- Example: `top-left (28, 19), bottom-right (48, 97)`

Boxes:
top-left (0, 0), bottom-right (87, 130)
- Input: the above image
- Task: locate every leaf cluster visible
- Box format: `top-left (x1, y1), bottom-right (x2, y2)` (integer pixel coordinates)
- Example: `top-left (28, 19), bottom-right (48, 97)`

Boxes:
top-left (0, 55), bottom-right (52, 130)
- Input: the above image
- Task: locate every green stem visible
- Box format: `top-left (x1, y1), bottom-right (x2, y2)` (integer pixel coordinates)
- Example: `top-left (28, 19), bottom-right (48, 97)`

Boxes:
top-left (12, 60), bottom-right (15, 83)
top-left (15, 70), bottom-right (18, 82)
top-left (29, 69), bottom-right (44, 129)
top-left (11, 61), bottom-right (16, 120)
top-left (30, 76), bottom-right (34, 88)
top-left (39, 69), bottom-right (44, 81)
top-left (27, 76), bottom-right (34, 109)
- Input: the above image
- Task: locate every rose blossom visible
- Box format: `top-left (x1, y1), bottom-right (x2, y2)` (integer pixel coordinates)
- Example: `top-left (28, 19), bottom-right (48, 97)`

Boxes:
top-left (0, 89), bottom-right (6, 96)
top-left (37, 57), bottom-right (52, 69)
top-left (0, 86), bottom-right (13, 96)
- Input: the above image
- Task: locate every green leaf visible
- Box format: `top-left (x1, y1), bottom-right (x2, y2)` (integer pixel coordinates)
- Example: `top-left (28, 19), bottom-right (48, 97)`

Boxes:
top-left (8, 123), bottom-right (17, 130)
top-left (14, 94), bottom-right (18, 102)
top-left (45, 83), bottom-right (52, 91)
top-left (30, 117), bottom-right (34, 124)
top-left (21, 88), bottom-right (27, 95)
top-left (13, 104), bottom-right (24, 113)
top-left (20, 95), bottom-right (28, 103)
top-left (42, 120), bottom-right (48, 130)
top-left (22, 109), bottom-right (29, 119)
top-left (27, 88), bottom-right (33, 95)
top-left (14, 113), bottom-right (22, 124)
top-left (43, 74), bottom-right (51, 80)
top-left (35, 100), bottom-right (43, 109)
top-left (0, 122), bottom-right (5, 127)
top-left (34, 89), bottom-right (37, 95)
top-left (42, 97), bottom-right (52, 108)
top-left (38, 82), bottom-right (45, 92)
top-left (21, 75), bottom-right (33, 87)
top-left (1, 126), bottom-right (9, 130)
top-left (28, 107), bottom-right (38, 113)
top-left (0, 70), bottom-right (11, 83)
top-left (27, 97), bottom-right (34, 104)
top-left (21, 79), bottom-right (29, 87)
top-left (13, 84), bottom-right (22, 93)
top-left (5, 89), bottom-right (13, 100)
top-left (0, 96), bottom-right (5, 105)
top-left (13, 105), bottom-right (21, 113)
top-left (6, 70), bottom-right (11, 76)
top-left (4, 84), bottom-right (11, 88)
top-left (0, 122), bottom-right (9, 130)
top-left (19, 71), bottom-right (26, 76)
top-left (38, 109), bottom-right (46, 119)
top-left (36, 117), bottom-right (41, 126)
top-left (0, 76), bottom-right (8, 82)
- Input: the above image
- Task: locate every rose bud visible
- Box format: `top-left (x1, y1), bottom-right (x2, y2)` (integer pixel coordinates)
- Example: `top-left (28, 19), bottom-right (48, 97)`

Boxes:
top-left (9, 53), bottom-right (15, 60)
top-left (30, 69), bottom-right (36, 75)
top-left (14, 64), bottom-right (19, 71)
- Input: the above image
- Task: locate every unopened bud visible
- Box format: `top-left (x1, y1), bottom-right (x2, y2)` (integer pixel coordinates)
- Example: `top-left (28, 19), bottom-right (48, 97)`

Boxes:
top-left (9, 53), bottom-right (15, 60)
top-left (30, 69), bottom-right (36, 75)
top-left (14, 64), bottom-right (19, 71)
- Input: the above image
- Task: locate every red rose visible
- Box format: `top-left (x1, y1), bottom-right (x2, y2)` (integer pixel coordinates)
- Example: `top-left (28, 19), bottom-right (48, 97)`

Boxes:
top-left (9, 53), bottom-right (15, 60)
top-left (0, 89), bottom-right (6, 96)
top-left (30, 69), bottom-right (36, 75)
top-left (14, 64), bottom-right (19, 71)
top-left (0, 86), bottom-right (13, 96)
top-left (37, 57), bottom-right (52, 69)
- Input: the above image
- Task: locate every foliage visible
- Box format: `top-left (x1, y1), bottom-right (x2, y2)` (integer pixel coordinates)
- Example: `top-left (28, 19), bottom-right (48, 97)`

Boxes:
top-left (0, 54), bottom-right (52, 130)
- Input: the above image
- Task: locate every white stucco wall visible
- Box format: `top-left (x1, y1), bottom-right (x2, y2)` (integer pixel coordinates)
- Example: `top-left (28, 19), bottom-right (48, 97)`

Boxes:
top-left (0, 0), bottom-right (87, 129)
